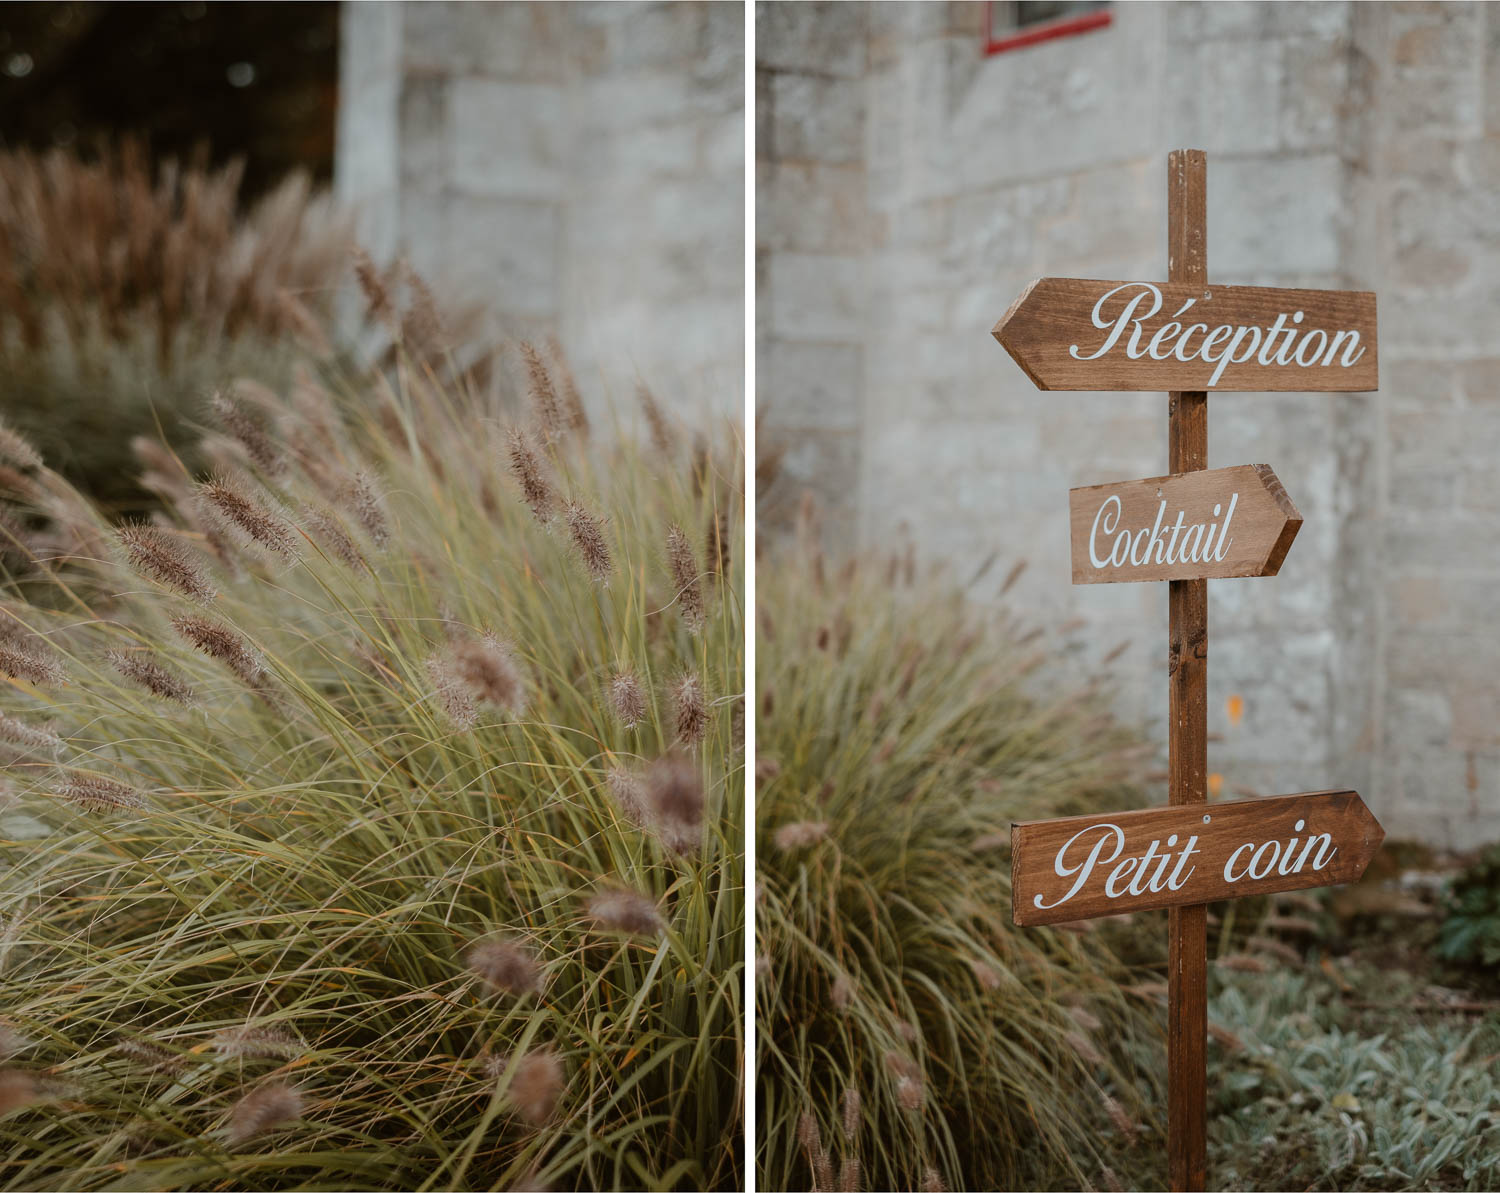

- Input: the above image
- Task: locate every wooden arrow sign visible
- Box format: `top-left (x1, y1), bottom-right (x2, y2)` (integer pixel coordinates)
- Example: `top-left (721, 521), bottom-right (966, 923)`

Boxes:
top-left (1012, 790), bottom-right (1384, 926)
top-left (993, 278), bottom-right (1378, 392)
top-left (1071, 464), bottom-right (1301, 584)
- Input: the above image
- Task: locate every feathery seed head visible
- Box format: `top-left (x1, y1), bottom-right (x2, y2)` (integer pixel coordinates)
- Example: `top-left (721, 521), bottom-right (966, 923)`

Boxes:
top-left (0, 644), bottom-right (63, 687)
top-left (841, 1086), bottom-right (861, 1141)
top-left (831, 973), bottom-right (854, 1009)
top-left (53, 772), bottom-right (147, 813)
top-left (227, 1082), bottom-right (304, 1143)
top-left (672, 671), bottom-right (708, 745)
top-left (0, 422), bottom-right (40, 472)
top-left (666, 524), bottom-right (704, 632)
top-left (465, 935), bottom-right (543, 998)
top-left (586, 888), bottom-right (665, 936)
top-left (196, 478), bottom-right (300, 562)
top-left (607, 670), bottom-right (647, 730)
top-left (213, 1026), bottom-right (303, 1060)
top-left (108, 648), bottom-right (195, 705)
top-left (299, 505), bottom-right (367, 570)
top-left (643, 752), bottom-right (704, 853)
top-left (0, 1070), bottom-right (38, 1116)
top-left (211, 391), bottom-right (284, 476)
top-left (116, 523), bottom-right (217, 602)
top-left (606, 767), bottom-right (649, 828)
top-left (520, 342), bottom-right (565, 444)
top-left (0, 1025), bottom-right (31, 1061)
top-left (563, 501), bottom-right (612, 583)
top-left (353, 246), bottom-right (397, 331)
top-left (636, 381), bottom-right (675, 456)
top-left (547, 335), bottom-right (589, 437)
top-left (336, 472), bottom-right (391, 548)
top-left (116, 1038), bottom-right (186, 1072)
top-left (705, 509), bottom-right (730, 581)
top-left (507, 1048), bottom-right (563, 1125)
top-left (774, 821), bottom-right (828, 852)
top-left (507, 427), bottom-right (555, 523)
top-left (171, 615), bottom-right (265, 688)
top-left (0, 713), bottom-right (63, 754)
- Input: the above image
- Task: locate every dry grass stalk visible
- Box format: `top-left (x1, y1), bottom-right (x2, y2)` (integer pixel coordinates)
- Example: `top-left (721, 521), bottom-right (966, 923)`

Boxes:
top-left (667, 524), bottom-right (704, 632)
top-left (507, 428), bottom-right (555, 524)
top-left (227, 1082), bottom-right (304, 1143)
top-left (546, 335), bottom-right (589, 438)
top-left (107, 650), bottom-right (195, 704)
top-left (520, 342), bottom-right (565, 444)
top-left (636, 382), bottom-right (675, 456)
top-left (115, 524), bottom-right (216, 603)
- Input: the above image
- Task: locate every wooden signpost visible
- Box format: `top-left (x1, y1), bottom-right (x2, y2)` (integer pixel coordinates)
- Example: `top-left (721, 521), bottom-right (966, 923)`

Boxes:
top-left (992, 150), bottom-right (1384, 1192)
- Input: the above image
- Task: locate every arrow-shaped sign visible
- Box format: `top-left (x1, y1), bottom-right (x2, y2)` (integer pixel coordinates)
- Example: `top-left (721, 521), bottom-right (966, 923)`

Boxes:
top-left (993, 278), bottom-right (1378, 392)
top-left (1070, 464), bottom-right (1301, 584)
top-left (1011, 790), bottom-right (1384, 927)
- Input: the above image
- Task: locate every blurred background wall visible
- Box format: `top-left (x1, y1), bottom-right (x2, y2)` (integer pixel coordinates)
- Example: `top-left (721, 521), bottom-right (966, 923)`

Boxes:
top-left (339, 0), bottom-right (745, 419)
top-left (758, 0), bottom-right (1500, 848)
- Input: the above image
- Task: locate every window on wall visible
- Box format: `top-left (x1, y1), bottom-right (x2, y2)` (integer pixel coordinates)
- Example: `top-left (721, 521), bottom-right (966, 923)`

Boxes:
top-left (985, 1), bottom-right (1112, 55)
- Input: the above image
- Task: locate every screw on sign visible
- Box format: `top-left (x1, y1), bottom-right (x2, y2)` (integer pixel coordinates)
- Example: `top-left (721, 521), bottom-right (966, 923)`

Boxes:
top-left (991, 150), bottom-right (1384, 1193)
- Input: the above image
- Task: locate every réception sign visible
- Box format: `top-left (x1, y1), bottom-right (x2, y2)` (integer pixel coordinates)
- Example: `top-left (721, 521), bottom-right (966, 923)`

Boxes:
top-left (993, 278), bottom-right (1378, 392)
top-left (1070, 464), bottom-right (1301, 584)
top-left (1011, 790), bottom-right (1384, 926)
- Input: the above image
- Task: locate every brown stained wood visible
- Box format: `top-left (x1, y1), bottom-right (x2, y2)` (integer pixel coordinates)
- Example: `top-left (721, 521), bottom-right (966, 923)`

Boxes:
top-left (992, 277), bottom-right (1378, 392)
top-left (1070, 464), bottom-right (1302, 584)
top-left (1010, 790), bottom-right (1386, 926)
top-left (1167, 146), bottom-right (1209, 1193)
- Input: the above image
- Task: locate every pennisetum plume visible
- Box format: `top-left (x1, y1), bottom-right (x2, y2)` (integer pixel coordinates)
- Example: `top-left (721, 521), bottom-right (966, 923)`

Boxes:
top-left (465, 934), bottom-right (543, 998)
top-left (666, 524), bottom-right (704, 631)
top-left (505, 1048), bottom-right (563, 1126)
top-left (52, 771), bottom-right (147, 813)
top-left (586, 887), bottom-right (665, 936)
top-left (520, 341), bottom-right (565, 444)
top-left (507, 428), bottom-right (555, 523)
top-left (196, 477), bottom-right (301, 562)
top-left (672, 671), bottom-right (709, 745)
top-left (226, 1082), bottom-right (304, 1143)
top-left (115, 523), bottom-right (217, 603)
top-left (607, 669), bottom-right (647, 729)
top-left (564, 501), bottom-right (612, 582)
top-left (108, 648), bottom-right (195, 705)
top-left (211, 391), bottom-right (284, 476)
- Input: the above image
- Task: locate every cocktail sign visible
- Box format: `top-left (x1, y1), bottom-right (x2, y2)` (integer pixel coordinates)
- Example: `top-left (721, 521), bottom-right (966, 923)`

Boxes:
top-left (1070, 465), bottom-right (1300, 584)
top-left (993, 278), bottom-right (1377, 392)
top-left (1012, 791), bottom-right (1384, 926)
top-left (990, 151), bottom-right (1383, 1192)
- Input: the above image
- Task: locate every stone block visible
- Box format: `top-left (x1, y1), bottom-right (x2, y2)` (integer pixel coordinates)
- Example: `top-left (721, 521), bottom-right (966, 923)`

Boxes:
top-left (758, 163), bottom-right (868, 255)
top-left (445, 195), bottom-right (559, 316)
top-left (398, 76), bottom-right (450, 190)
top-left (763, 340), bottom-right (862, 431)
top-left (757, 0), bottom-right (866, 77)
top-left (765, 253), bottom-right (864, 341)
top-left (1210, 154), bottom-right (1345, 276)
top-left (451, 79), bottom-right (565, 199)
top-left (769, 74), bottom-right (864, 164)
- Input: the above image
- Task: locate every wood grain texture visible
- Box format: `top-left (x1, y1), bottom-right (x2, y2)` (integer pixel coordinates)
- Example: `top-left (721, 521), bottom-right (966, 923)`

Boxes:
top-left (1010, 790), bottom-right (1385, 926)
top-left (992, 277), bottom-right (1378, 392)
top-left (1070, 464), bottom-right (1302, 583)
top-left (1167, 147), bottom-right (1209, 1193)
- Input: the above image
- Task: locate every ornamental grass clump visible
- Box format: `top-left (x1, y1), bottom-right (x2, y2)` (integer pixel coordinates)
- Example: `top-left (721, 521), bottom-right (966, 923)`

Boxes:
top-left (0, 341), bottom-right (743, 1190)
top-left (756, 514), bottom-right (1164, 1192)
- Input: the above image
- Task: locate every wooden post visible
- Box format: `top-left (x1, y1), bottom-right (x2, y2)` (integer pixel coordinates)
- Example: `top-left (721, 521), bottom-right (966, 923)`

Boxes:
top-left (1166, 148), bottom-right (1208, 1193)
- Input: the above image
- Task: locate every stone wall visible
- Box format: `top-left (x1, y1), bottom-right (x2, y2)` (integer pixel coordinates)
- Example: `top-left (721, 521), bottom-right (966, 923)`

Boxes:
top-left (337, 1), bottom-right (744, 422)
top-left (758, 0), bottom-right (1500, 848)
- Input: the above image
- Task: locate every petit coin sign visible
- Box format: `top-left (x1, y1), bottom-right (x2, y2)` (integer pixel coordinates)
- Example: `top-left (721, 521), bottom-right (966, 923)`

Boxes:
top-left (1011, 790), bottom-right (1385, 927)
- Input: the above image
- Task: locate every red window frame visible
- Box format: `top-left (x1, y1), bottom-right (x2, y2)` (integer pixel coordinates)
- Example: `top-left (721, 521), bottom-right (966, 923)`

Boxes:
top-left (983, 3), bottom-right (1113, 55)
